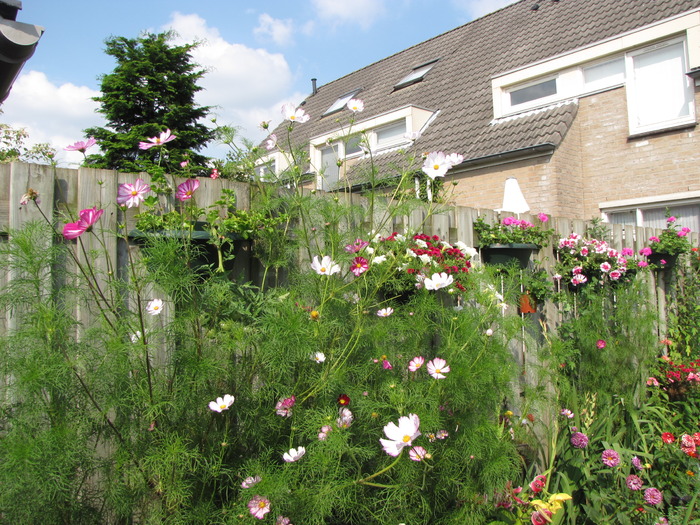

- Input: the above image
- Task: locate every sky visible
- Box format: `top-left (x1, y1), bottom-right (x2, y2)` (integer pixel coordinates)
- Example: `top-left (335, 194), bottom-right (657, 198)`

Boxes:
top-left (1, 0), bottom-right (518, 166)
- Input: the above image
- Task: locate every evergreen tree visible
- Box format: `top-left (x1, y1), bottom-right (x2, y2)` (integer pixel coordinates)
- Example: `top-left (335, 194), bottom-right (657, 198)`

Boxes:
top-left (85, 31), bottom-right (214, 173)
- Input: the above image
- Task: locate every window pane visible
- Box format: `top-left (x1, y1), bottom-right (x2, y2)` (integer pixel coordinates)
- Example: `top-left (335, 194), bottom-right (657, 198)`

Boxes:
top-left (345, 136), bottom-right (363, 156)
top-left (320, 145), bottom-right (339, 189)
top-left (584, 58), bottom-right (624, 90)
top-left (376, 120), bottom-right (406, 146)
top-left (395, 62), bottom-right (437, 88)
top-left (642, 204), bottom-right (700, 232)
top-left (630, 42), bottom-right (693, 129)
top-left (607, 210), bottom-right (637, 225)
top-left (509, 78), bottom-right (557, 106)
top-left (323, 90), bottom-right (360, 116)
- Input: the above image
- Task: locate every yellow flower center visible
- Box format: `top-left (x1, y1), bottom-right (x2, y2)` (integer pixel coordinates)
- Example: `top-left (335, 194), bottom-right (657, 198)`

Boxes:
top-left (290, 116), bottom-right (296, 120)
top-left (403, 435), bottom-right (411, 443)
top-left (219, 404), bottom-right (227, 410)
top-left (433, 164), bottom-right (440, 170)
top-left (131, 190), bottom-right (138, 196)
top-left (435, 368), bottom-right (442, 374)
top-left (320, 267), bottom-right (326, 272)
top-left (258, 501), bottom-right (266, 509)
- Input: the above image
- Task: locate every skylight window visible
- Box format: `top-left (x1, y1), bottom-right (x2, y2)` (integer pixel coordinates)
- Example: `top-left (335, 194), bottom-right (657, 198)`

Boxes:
top-left (395, 59), bottom-right (438, 89)
top-left (323, 89), bottom-right (361, 116)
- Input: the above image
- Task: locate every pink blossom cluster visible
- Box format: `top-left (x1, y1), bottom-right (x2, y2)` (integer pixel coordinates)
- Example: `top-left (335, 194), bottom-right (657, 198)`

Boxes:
top-left (501, 216), bottom-right (534, 228)
top-left (556, 234), bottom-right (637, 286)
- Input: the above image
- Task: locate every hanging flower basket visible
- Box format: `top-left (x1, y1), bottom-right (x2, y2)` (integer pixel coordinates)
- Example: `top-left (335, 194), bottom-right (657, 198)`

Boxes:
top-left (480, 243), bottom-right (539, 269)
top-left (647, 252), bottom-right (678, 269)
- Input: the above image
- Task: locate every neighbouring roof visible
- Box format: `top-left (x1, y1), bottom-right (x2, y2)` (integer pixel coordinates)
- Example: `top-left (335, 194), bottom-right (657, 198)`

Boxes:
top-left (269, 0), bottom-right (700, 183)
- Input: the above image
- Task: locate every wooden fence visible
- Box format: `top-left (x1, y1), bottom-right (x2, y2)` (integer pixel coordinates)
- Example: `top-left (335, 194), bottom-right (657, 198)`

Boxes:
top-left (1, 161), bottom-right (698, 337)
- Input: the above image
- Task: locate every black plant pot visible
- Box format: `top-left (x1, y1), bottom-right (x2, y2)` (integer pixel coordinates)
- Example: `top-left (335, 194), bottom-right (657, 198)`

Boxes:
top-left (480, 243), bottom-right (539, 269)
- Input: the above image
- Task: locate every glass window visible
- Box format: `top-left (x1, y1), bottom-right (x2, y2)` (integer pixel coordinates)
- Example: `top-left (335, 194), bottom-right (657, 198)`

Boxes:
top-left (323, 89), bottom-right (361, 116)
top-left (641, 204), bottom-right (700, 232)
top-left (345, 135), bottom-right (363, 156)
top-left (509, 78), bottom-right (557, 106)
top-left (320, 145), bottom-right (340, 190)
top-left (627, 40), bottom-right (694, 133)
top-left (375, 120), bottom-right (406, 147)
top-left (583, 58), bottom-right (625, 91)
top-left (395, 60), bottom-right (438, 89)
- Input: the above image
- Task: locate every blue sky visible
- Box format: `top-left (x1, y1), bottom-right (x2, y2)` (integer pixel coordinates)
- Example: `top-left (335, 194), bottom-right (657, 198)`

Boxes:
top-left (2, 0), bottom-right (516, 165)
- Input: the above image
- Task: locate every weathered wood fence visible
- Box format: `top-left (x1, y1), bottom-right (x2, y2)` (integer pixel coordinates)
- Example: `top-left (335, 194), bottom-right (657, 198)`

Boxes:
top-left (1, 161), bottom-right (697, 336)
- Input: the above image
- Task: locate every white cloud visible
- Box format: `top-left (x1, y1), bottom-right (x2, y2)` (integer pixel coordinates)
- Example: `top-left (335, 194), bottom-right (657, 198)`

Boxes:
top-left (0, 70), bottom-right (102, 166)
top-left (450, 0), bottom-right (519, 19)
top-left (254, 14), bottom-right (294, 47)
top-left (164, 12), bottom-right (296, 140)
top-left (311, 0), bottom-right (386, 29)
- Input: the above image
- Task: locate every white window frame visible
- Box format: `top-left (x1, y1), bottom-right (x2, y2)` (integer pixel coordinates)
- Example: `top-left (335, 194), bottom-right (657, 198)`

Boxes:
top-left (625, 37), bottom-right (695, 135)
top-left (504, 75), bottom-right (560, 112)
top-left (395, 59), bottom-right (439, 89)
top-left (601, 191), bottom-right (700, 231)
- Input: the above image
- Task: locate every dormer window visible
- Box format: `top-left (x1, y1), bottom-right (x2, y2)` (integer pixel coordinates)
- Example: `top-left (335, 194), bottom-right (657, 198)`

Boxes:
top-left (508, 77), bottom-right (557, 107)
top-left (394, 59), bottom-right (438, 89)
top-left (323, 89), bottom-right (361, 116)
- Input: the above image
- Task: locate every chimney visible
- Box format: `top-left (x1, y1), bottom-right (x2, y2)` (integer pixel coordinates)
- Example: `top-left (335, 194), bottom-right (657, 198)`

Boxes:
top-left (311, 78), bottom-right (317, 95)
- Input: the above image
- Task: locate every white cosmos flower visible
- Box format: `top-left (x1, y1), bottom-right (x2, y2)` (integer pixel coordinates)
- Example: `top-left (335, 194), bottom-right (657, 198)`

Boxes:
top-left (346, 98), bottom-right (364, 112)
top-left (422, 152), bottom-right (451, 179)
top-left (209, 394), bottom-right (235, 412)
top-left (423, 272), bottom-right (454, 291)
top-left (310, 255), bottom-right (340, 275)
top-left (283, 446), bottom-right (306, 462)
top-left (146, 299), bottom-right (163, 316)
top-left (281, 103), bottom-right (310, 123)
top-left (312, 352), bottom-right (326, 363)
top-left (372, 255), bottom-right (387, 264)
top-left (426, 357), bottom-right (451, 379)
top-left (377, 307), bottom-right (394, 317)
top-left (380, 413), bottom-right (421, 456)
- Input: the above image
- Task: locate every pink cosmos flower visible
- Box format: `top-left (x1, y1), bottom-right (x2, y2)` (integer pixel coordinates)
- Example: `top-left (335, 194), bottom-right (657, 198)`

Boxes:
top-left (117, 178), bottom-right (150, 208)
top-left (248, 495), bottom-right (271, 519)
top-left (639, 247), bottom-right (652, 256)
top-left (276, 516), bottom-right (292, 525)
top-left (282, 446), bottom-right (305, 462)
top-left (64, 137), bottom-right (96, 153)
top-left (281, 103), bottom-right (310, 123)
top-left (176, 178), bottom-right (200, 201)
top-left (596, 339), bottom-right (606, 349)
top-left (139, 129), bottom-right (176, 150)
top-left (626, 474), bottom-right (643, 490)
top-left (435, 429), bottom-right (449, 440)
top-left (380, 413), bottom-right (421, 456)
top-left (336, 408), bottom-right (353, 429)
top-left (265, 134), bottom-right (278, 151)
top-left (210, 168), bottom-right (220, 179)
top-left (408, 356), bottom-right (425, 372)
top-left (409, 446), bottom-right (428, 461)
top-left (377, 307), bottom-right (394, 317)
top-left (351, 257), bottom-right (369, 276)
top-left (601, 449), bottom-right (620, 467)
top-left (241, 475), bottom-right (261, 488)
top-left (62, 207), bottom-right (105, 239)
top-left (346, 98), bottom-right (364, 112)
top-left (208, 394), bottom-right (235, 412)
top-left (344, 239), bottom-right (369, 253)
top-left (275, 395), bottom-right (296, 417)
top-left (427, 357), bottom-right (450, 379)
top-left (560, 408), bottom-right (574, 419)
top-left (382, 359), bottom-right (393, 369)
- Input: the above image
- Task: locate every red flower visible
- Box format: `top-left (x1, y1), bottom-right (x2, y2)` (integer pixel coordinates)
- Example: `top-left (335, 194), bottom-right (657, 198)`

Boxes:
top-left (661, 432), bottom-right (675, 443)
top-left (337, 394), bottom-right (350, 406)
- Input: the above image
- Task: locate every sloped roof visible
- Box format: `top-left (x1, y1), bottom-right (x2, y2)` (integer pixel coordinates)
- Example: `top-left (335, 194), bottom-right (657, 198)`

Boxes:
top-left (271, 0), bottom-right (700, 179)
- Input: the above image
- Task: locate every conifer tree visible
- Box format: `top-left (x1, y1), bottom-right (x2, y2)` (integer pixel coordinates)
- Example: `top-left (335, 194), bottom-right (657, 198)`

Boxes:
top-left (85, 31), bottom-right (213, 173)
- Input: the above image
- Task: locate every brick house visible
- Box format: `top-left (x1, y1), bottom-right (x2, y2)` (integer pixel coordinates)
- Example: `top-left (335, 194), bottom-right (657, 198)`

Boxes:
top-left (264, 0), bottom-right (700, 231)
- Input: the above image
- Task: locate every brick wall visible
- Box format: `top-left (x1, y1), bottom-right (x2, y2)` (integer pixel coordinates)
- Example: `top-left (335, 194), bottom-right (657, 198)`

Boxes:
top-left (449, 86), bottom-right (700, 220)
